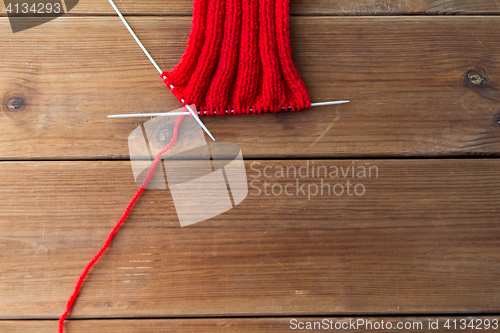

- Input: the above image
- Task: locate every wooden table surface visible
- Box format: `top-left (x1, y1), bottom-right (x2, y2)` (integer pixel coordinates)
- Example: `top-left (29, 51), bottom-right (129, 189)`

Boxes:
top-left (1, 0), bottom-right (500, 332)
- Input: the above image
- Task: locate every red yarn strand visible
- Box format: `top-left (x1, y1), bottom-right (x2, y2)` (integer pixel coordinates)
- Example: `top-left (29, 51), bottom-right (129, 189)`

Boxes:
top-left (58, 115), bottom-right (185, 333)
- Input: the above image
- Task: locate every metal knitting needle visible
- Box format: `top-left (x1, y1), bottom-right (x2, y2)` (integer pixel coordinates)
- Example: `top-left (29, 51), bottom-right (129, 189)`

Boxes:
top-left (107, 0), bottom-right (216, 141)
top-left (184, 102), bottom-right (216, 141)
top-left (107, 101), bottom-right (350, 118)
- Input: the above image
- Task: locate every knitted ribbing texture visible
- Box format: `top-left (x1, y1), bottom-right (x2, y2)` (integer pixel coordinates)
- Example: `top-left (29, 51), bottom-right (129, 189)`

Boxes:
top-left (162, 0), bottom-right (311, 115)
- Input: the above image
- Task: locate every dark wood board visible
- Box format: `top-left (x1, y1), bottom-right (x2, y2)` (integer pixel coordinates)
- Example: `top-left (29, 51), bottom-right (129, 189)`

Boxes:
top-left (1, 17), bottom-right (500, 159)
top-left (0, 160), bottom-right (498, 318)
top-left (2, 317), bottom-right (500, 332)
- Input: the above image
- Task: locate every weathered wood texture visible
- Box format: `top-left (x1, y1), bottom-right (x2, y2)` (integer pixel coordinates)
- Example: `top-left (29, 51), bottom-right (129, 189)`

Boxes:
top-left (1, 16), bottom-right (500, 159)
top-left (1, 1), bottom-right (499, 330)
top-left (0, 160), bottom-right (498, 318)
top-left (2, 0), bottom-right (500, 15)
top-left (2, 317), bottom-right (499, 332)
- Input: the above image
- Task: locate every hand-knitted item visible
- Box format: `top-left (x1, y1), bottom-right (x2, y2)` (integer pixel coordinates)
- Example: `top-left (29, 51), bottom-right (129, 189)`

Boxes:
top-left (59, 2), bottom-right (310, 331)
top-left (162, 0), bottom-right (311, 115)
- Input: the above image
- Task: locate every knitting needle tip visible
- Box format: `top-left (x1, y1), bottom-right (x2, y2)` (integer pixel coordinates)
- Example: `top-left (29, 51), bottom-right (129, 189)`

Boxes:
top-left (311, 100), bottom-right (350, 107)
top-left (107, 112), bottom-right (189, 118)
top-left (184, 104), bottom-right (216, 141)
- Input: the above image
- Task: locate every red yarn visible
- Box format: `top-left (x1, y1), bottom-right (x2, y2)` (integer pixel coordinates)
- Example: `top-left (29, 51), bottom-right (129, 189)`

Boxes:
top-left (163, 0), bottom-right (311, 115)
top-left (58, 116), bottom-right (185, 333)
top-left (59, 1), bottom-right (310, 330)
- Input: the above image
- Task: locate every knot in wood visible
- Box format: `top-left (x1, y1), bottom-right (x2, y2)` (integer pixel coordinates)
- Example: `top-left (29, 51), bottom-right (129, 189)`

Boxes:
top-left (467, 70), bottom-right (483, 85)
top-left (494, 113), bottom-right (500, 128)
top-left (5, 96), bottom-right (25, 112)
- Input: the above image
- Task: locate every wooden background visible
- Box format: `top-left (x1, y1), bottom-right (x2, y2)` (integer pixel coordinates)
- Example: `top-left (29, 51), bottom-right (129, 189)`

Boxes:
top-left (1, 0), bottom-right (500, 332)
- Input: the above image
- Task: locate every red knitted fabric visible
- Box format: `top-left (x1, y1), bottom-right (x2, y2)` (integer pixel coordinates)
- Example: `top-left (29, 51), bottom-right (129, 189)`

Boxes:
top-left (162, 0), bottom-right (311, 116)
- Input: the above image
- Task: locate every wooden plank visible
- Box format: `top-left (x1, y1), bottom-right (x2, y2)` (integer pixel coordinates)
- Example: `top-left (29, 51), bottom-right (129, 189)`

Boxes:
top-left (2, 0), bottom-right (500, 15)
top-left (2, 16), bottom-right (500, 159)
top-left (2, 317), bottom-right (500, 332)
top-left (0, 159), bottom-right (498, 318)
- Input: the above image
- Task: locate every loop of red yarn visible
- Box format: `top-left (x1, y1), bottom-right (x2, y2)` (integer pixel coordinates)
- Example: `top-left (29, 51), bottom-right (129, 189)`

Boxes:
top-left (58, 115), bottom-right (185, 333)
top-left (163, 0), bottom-right (311, 115)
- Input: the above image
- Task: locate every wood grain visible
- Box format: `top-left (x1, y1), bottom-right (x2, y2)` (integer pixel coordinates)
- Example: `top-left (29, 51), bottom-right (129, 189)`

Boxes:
top-left (2, 317), bottom-right (499, 332)
top-left (2, 0), bottom-right (500, 15)
top-left (0, 160), bottom-right (498, 318)
top-left (1, 16), bottom-right (500, 159)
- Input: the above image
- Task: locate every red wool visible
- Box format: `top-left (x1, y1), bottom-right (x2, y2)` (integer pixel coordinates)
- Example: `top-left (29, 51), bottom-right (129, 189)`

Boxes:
top-left (58, 116), bottom-right (184, 333)
top-left (60, 1), bottom-right (310, 331)
top-left (163, 0), bottom-right (311, 115)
